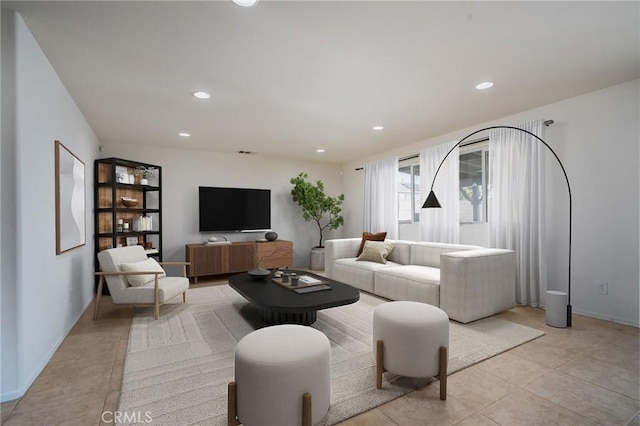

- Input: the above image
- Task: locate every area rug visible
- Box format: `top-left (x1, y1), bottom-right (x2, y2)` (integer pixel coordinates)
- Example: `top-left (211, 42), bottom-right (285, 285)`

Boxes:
top-left (118, 285), bottom-right (544, 425)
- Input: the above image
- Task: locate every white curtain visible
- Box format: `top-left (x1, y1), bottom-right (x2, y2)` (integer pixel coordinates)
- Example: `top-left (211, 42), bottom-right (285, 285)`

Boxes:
top-left (489, 120), bottom-right (547, 307)
top-left (363, 157), bottom-right (399, 239)
top-left (419, 141), bottom-right (459, 243)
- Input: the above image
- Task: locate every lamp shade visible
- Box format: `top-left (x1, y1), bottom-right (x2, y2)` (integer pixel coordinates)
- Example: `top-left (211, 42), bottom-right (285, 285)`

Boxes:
top-left (422, 190), bottom-right (442, 208)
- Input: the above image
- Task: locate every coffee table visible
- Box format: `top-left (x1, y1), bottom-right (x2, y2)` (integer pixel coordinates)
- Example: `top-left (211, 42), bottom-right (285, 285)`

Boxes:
top-left (229, 270), bottom-right (360, 325)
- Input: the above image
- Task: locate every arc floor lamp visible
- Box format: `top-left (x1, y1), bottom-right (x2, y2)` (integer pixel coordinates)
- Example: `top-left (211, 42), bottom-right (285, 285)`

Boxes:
top-left (422, 125), bottom-right (573, 327)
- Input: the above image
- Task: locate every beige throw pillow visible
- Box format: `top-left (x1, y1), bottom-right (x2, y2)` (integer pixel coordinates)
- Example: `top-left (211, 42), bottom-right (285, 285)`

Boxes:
top-left (357, 232), bottom-right (387, 256)
top-left (356, 240), bottom-right (396, 264)
top-left (119, 258), bottom-right (166, 287)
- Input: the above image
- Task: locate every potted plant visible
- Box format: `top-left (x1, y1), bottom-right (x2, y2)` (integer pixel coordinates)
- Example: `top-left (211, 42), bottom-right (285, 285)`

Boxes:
top-left (135, 166), bottom-right (156, 185)
top-left (290, 172), bottom-right (345, 270)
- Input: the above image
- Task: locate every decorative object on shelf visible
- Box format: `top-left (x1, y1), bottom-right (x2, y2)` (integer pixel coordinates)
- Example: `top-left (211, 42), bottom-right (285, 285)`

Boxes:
top-left (204, 235), bottom-right (231, 245)
top-left (126, 236), bottom-right (139, 246)
top-left (120, 197), bottom-right (139, 207)
top-left (135, 166), bottom-right (157, 185)
top-left (247, 268), bottom-right (271, 281)
top-left (134, 215), bottom-right (152, 231)
top-left (290, 172), bottom-right (345, 249)
top-left (265, 231), bottom-right (278, 241)
top-left (55, 140), bottom-right (86, 255)
top-left (117, 219), bottom-right (124, 232)
top-left (422, 124), bottom-right (573, 328)
top-left (208, 235), bottom-right (228, 243)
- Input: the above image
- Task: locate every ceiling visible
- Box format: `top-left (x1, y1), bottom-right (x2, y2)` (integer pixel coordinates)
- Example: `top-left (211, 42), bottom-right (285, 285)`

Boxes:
top-left (5, 1), bottom-right (639, 163)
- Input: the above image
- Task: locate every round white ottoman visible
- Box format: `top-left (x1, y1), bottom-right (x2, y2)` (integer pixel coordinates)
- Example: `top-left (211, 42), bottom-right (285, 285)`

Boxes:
top-left (229, 324), bottom-right (331, 426)
top-left (373, 301), bottom-right (449, 400)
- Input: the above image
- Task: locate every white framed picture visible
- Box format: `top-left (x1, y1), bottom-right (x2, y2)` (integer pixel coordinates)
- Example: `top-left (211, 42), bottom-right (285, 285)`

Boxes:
top-left (55, 140), bottom-right (86, 255)
top-left (115, 166), bottom-right (129, 183)
top-left (126, 236), bottom-right (139, 246)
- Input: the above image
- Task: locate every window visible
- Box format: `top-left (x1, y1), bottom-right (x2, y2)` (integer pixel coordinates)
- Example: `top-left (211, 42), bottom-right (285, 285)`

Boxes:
top-left (459, 142), bottom-right (489, 223)
top-left (398, 161), bottom-right (420, 223)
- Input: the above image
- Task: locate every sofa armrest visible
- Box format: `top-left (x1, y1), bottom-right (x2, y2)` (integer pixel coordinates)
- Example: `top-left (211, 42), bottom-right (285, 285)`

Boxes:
top-left (439, 249), bottom-right (516, 323)
top-left (324, 238), bottom-right (362, 278)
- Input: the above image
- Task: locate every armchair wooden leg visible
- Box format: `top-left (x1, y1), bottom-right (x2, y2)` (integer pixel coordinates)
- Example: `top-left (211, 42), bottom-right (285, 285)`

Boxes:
top-left (227, 382), bottom-right (239, 426)
top-left (302, 392), bottom-right (312, 426)
top-left (438, 345), bottom-right (448, 401)
top-left (376, 340), bottom-right (385, 389)
top-left (183, 292), bottom-right (186, 303)
top-left (93, 276), bottom-right (104, 320)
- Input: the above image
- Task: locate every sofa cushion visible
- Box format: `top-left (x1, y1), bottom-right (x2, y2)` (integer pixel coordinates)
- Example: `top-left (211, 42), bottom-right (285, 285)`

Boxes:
top-left (410, 242), bottom-right (481, 268)
top-left (119, 276), bottom-right (189, 304)
top-left (386, 240), bottom-right (412, 265)
top-left (374, 265), bottom-right (441, 307)
top-left (357, 241), bottom-right (396, 264)
top-left (119, 257), bottom-right (166, 287)
top-left (332, 258), bottom-right (400, 293)
top-left (357, 232), bottom-right (387, 256)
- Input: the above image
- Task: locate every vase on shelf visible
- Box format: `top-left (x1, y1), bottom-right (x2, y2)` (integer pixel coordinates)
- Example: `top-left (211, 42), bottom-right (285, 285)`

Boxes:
top-left (140, 178), bottom-right (149, 185)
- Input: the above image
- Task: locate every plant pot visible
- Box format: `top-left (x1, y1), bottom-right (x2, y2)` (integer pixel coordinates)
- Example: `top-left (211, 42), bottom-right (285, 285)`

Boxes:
top-left (310, 247), bottom-right (325, 271)
top-left (140, 178), bottom-right (149, 185)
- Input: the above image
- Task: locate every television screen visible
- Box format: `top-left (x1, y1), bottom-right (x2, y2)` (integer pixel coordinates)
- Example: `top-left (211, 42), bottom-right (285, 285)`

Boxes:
top-left (199, 187), bottom-right (271, 232)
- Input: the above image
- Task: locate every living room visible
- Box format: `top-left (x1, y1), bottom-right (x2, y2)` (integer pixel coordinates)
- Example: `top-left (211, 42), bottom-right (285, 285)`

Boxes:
top-left (1, 1), bottom-right (638, 424)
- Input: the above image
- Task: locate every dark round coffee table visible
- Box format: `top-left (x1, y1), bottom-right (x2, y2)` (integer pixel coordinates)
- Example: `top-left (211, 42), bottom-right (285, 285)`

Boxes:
top-left (229, 270), bottom-right (360, 325)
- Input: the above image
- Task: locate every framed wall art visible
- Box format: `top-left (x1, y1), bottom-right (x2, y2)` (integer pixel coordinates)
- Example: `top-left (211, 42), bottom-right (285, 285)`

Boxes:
top-left (55, 140), bottom-right (86, 254)
top-left (126, 236), bottom-right (139, 247)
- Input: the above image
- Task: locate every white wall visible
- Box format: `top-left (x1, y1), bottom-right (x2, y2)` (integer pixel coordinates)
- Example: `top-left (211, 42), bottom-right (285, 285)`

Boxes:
top-left (1, 8), bottom-right (19, 401)
top-left (1, 11), bottom-right (100, 401)
top-left (342, 80), bottom-right (639, 326)
top-left (100, 144), bottom-right (344, 267)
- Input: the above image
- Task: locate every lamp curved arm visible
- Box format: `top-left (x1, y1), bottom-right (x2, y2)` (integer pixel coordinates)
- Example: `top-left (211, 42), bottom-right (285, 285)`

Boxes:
top-left (424, 125), bottom-right (573, 327)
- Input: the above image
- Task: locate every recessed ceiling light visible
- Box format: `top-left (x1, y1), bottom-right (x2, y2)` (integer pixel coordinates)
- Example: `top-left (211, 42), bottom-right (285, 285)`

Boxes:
top-left (178, 132), bottom-right (190, 137)
top-left (192, 91), bottom-right (210, 99)
top-left (372, 126), bottom-right (384, 131)
top-left (232, 0), bottom-right (258, 7)
top-left (316, 149), bottom-right (325, 153)
top-left (475, 82), bottom-right (494, 90)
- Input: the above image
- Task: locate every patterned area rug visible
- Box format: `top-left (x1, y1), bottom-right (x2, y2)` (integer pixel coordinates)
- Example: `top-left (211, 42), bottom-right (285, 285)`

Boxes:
top-left (118, 285), bottom-right (544, 425)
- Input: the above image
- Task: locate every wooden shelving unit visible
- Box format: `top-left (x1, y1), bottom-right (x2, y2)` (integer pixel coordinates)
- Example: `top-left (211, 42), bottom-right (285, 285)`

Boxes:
top-left (94, 158), bottom-right (163, 290)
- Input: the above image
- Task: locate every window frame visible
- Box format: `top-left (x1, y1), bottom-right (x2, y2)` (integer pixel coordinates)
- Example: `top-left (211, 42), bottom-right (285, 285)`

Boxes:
top-left (459, 140), bottom-right (490, 224)
top-left (398, 157), bottom-right (420, 224)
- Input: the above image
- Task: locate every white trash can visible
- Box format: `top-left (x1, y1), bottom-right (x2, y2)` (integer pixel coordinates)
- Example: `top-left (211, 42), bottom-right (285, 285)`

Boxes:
top-left (546, 290), bottom-right (568, 328)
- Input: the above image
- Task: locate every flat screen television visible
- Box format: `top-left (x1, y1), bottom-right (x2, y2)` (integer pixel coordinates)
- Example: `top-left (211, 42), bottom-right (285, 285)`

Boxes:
top-left (199, 186), bottom-right (271, 232)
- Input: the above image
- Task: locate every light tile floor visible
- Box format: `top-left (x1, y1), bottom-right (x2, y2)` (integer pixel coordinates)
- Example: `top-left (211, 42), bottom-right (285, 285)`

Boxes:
top-left (2, 281), bottom-right (639, 426)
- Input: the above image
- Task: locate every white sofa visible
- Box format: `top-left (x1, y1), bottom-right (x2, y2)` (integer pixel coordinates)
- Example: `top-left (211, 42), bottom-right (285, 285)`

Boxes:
top-left (325, 238), bottom-right (516, 323)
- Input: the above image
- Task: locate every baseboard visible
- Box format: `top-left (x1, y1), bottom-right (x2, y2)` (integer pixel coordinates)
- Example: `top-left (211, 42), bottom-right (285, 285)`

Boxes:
top-left (0, 296), bottom-right (95, 403)
top-left (0, 390), bottom-right (23, 403)
top-left (571, 307), bottom-right (639, 328)
top-left (540, 304), bottom-right (639, 328)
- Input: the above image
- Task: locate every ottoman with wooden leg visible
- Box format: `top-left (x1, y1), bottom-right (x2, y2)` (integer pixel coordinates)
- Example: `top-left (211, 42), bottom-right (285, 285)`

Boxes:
top-left (228, 324), bottom-right (331, 426)
top-left (373, 301), bottom-right (449, 400)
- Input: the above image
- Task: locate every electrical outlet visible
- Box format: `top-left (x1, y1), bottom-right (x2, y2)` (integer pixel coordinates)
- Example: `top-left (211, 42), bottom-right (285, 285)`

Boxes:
top-left (597, 282), bottom-right (608, 295)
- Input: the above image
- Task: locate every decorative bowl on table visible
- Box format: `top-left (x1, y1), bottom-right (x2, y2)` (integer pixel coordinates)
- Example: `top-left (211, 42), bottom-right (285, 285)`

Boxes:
top-left (121, 197), bottom-right (139, 207)
top-left (247, 268), bottom-right (271, 281)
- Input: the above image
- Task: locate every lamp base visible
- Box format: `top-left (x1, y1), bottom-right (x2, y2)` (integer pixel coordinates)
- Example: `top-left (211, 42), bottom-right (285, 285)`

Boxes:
top-left (567, 304), bottom-right (572, 327)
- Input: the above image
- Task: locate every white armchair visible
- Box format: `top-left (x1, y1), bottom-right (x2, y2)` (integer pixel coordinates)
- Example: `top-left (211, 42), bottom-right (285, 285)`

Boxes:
top-left (94, 246), bottom-right (190, 320)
